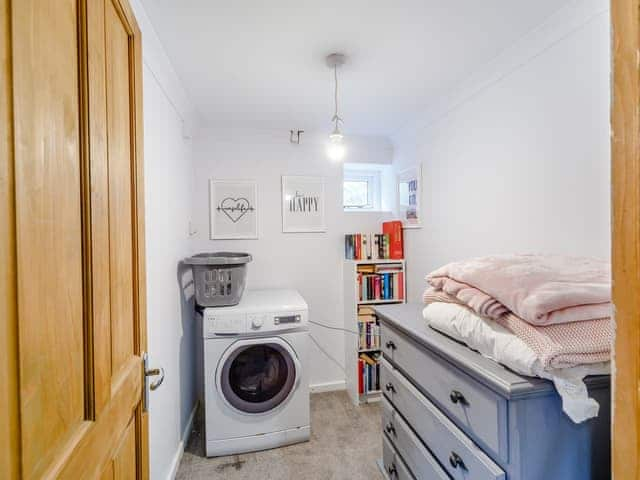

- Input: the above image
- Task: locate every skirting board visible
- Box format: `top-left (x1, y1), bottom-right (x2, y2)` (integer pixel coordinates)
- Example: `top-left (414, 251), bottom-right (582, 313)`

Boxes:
top-left (310, 380), bottom-right (346, 394)
top-left (168, 401), bottom-right (198, 480)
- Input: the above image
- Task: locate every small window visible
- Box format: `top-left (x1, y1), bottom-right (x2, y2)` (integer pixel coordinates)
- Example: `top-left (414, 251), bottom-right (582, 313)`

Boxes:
top-left (343, 179), bottom-right (371, 209)
top-left (343, 164), bottom-right (384, 211)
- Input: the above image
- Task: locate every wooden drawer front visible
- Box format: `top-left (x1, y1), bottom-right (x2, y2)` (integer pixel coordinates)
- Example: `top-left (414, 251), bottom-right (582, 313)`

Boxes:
top-left (382, 325), bottom-right (507, 460)
top-left (383, 400), bottom-right (451, 480)
top-left (382, 435), bottom-right (416, 480)
top-left (381, 360), bottom-right (506, 480)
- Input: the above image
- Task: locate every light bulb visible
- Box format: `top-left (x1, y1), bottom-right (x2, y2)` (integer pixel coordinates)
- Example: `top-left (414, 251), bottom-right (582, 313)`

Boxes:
top-left (327, 126), bottom-right (346, 161)
top-left (327, 136), bottom-right (346, 162)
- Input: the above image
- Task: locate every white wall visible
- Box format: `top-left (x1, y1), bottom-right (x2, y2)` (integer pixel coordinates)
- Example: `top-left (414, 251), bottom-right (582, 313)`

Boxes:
top-left (130, 1), bottom-right (198, 479)
top-left (191, 129), bottom-right (394, 389)
top-left (393, 0), bottom-right (611, 302)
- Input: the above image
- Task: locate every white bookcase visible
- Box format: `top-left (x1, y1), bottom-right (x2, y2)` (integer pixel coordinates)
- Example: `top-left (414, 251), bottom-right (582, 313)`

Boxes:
top-left (343, 259), bottom-right (406, 406)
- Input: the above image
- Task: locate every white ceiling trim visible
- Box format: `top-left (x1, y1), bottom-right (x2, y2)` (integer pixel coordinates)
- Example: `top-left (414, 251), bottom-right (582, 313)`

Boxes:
top-left (129, 0), bottom-right (199, 134)
top-left (392, 0), bottom-right (609, 145)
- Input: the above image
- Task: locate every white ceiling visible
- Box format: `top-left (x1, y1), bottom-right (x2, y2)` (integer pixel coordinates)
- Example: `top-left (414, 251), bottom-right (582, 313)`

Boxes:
top-left (140, 0), bottom-right (571, 136)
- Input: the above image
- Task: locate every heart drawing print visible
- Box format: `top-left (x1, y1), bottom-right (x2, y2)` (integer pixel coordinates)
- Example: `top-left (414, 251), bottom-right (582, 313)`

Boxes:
top-left (217, 197), bottom-right (255, 223)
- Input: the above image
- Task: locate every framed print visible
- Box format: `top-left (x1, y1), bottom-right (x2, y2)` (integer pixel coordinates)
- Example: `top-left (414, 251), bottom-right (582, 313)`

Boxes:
top-left (397, 165), bottom-right (422, 228)
top-left (282, 176), bottom-right (326, 233)
top-left (209, 180), bottom-right (258, 239)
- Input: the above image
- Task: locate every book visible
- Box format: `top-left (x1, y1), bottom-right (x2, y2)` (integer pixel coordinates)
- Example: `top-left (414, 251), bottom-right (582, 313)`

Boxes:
top-left (358, 306), bottom-right (376, 315)
top-left (359, 352), bottom-right (381, 393)
top-left (362, 234), bottom-right (367, 260)
top-left (360, 353), bottom-right (376, 366)
top-left (372, 235), bottom-right (380, 260)
top-left (357, 264), bottom-right (376, 274)
top-left (382, 221), bottom-right (404, 259)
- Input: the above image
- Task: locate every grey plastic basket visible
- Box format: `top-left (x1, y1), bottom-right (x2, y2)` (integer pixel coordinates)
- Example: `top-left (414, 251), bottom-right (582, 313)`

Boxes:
top-left (184, 252), bottom-right (252, 307)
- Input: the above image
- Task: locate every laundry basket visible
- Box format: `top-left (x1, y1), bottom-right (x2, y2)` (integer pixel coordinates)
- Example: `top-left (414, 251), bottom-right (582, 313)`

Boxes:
top-left (184, 252), bottom-right (252, 307)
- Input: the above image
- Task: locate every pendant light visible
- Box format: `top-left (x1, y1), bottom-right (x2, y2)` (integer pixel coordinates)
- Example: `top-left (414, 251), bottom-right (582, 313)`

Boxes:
top-left (326, 53), bottom-right (346, 161)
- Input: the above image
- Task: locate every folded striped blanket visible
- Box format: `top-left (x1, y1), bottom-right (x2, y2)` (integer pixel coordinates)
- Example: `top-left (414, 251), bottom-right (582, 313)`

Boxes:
top-left (423, 289), bottom-right (611, 370)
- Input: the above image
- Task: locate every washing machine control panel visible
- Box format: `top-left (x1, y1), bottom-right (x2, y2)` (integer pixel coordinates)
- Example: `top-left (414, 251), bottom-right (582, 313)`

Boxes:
top-left (204, 312), bottom-right (246, 335)
top-left (203, 309), bottom-right (308, 336)
top-left (248, 313), bottom-right (264, 329)
top-left (273, 314), bottom-right (301, 325)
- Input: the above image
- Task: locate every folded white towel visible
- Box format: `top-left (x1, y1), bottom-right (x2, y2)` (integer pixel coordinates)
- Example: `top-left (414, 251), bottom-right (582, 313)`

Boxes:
top-left (423, 302), bottom-right (610, 423)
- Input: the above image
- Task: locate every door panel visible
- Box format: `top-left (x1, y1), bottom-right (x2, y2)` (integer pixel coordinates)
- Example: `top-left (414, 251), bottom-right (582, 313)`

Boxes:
top-left (113, 420), bottom-right (137, 479)
top-left (106, 0), bottom-right (136, 380)
top-left (86, 0), bottom-right (112, 417)
top-left (56, 359), bottom-right (141, 478)
top-left (12, 1), bottom-right (86, 477)
top-left (6, 0), bottom-right (147, 477)
top-left (100, 462), bottom-right (115, 480)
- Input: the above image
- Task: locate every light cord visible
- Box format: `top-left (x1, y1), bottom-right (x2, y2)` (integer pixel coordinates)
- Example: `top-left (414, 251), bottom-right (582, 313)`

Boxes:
top-left (332, 64), bottom-right (342, 129)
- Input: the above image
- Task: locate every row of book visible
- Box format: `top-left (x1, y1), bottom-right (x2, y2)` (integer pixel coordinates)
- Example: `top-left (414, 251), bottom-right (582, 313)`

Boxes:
top-left (357, 263), bottom-right (404, 301)
top-left (345, 233), bottom-right (391, 260)
top-left (358, 352), bottom-right (381, 395)
top-left (344, 221), bottom-right (404, 260)
top-left (358, 309), bottom-right (380, 351)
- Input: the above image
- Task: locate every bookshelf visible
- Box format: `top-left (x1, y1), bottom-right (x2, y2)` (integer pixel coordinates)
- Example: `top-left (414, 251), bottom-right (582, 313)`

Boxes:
top-left (343, 259), bottom-right (406, 406)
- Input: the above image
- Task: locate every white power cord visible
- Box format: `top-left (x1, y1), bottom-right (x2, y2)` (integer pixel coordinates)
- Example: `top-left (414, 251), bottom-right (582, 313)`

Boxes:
top-left (309, 319), bottom-right (357, 335)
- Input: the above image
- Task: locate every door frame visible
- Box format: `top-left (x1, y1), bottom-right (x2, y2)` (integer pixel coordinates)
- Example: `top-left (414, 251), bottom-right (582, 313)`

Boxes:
top-left (611, 0), bottom-right (640, 477)
top-left (0, 0), bottom-right (20, 477)
top-left (0, 0), bottom-right (148, 477)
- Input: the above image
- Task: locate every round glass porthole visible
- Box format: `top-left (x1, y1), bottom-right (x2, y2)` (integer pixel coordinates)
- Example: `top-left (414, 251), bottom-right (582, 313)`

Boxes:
top-left (219, 342), bottom-right (297, 414)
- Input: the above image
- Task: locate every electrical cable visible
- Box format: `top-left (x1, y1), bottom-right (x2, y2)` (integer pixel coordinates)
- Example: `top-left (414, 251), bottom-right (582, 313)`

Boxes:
top-left (309, 319), bottom-right (357, 335)
top-left (309, 332), bottom-right (346, 374)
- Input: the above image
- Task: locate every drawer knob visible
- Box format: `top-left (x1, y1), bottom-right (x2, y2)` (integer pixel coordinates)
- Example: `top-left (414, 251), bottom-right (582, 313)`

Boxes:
top-left (385, 382), bottom-right (396, 393)
top-left (385, 340), bottom-right (396, 350)
top-left (449, 452), bottom-right (467, 470)
top-left (449, 390), bottom-right (467, 405)
top-left (387, 463), bottom-right (397, 477)
top-left (385, 422), bottom-right (396, 436)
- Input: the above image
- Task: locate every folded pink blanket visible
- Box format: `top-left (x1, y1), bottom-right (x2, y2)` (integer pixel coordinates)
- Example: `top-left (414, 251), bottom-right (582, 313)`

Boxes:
top-left (423, 289), bottom-right (611, 369)
top-left (426, 254), bottom-right (611, 326)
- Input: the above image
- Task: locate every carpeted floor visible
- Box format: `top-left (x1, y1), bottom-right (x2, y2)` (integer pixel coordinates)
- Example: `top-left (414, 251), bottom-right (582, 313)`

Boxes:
top-left (176, 390), bottom-right (383, 479)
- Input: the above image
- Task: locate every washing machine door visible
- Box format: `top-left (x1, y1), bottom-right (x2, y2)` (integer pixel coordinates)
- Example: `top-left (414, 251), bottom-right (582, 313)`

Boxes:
top-left (216, 337), bottom-right (301, 414)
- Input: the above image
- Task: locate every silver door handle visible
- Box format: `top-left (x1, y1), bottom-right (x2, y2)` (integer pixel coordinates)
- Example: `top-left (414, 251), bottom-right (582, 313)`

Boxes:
top-left (143, 352), bottom-right (164, 412)
top-left (146, 366), bottom-right (165, 391)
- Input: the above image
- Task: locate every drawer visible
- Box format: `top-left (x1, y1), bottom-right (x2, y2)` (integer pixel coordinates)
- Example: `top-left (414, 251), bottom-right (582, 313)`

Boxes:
top-left (382, 435), bottom-right (416, 480)
top-left (382, 399), bottom-right (450, 480)
top-left (382, 324), bottom-right (508, 460)
top-left (382, 359), bottom-right (505, 480)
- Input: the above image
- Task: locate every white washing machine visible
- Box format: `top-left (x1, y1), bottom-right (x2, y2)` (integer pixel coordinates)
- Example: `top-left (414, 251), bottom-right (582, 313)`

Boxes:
top-left (196, 289), bottom-right (310, 457)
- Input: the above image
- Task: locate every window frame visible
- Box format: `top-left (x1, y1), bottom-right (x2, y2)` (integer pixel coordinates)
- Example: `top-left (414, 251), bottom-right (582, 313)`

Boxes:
top-left (343, 169), bottom-right (381, 211)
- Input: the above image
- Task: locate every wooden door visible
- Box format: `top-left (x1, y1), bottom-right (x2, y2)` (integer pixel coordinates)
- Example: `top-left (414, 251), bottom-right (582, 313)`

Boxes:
top-left (612, 0), bottom-right (640, 478)
top-left (1, 0), bottom-right (148, 478)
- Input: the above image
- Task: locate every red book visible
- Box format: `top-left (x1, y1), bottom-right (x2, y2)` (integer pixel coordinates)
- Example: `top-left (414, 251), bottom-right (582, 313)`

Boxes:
top-left (398, 272), bottom-right (404, 300)
top-left (358, 359), bottom-right (364, 394)
top-left (382, 221), bottom-right (404, 259)
top-left (355, 233), bottom-right (361, 260)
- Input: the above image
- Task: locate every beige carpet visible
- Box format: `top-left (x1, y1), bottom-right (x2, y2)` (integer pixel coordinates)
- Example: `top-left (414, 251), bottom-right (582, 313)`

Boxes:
top-left (176, 390), bottom-right (383, 480)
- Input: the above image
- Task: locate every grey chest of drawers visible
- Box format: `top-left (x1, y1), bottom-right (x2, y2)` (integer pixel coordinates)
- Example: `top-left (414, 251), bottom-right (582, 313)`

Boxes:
top-left (374, 303), bottom-right (611, 480)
